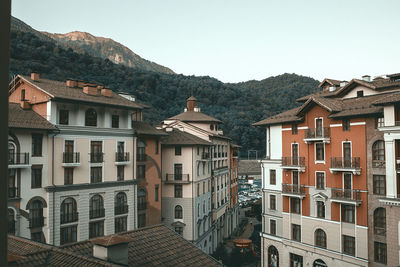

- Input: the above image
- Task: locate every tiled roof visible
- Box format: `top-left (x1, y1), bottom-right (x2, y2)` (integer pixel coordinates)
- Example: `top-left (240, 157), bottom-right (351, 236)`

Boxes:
top-left (17, 75), bottom-right (144, 109)
top-left (253, 106), bottom-right (302, 126)
top-left (318, 78), bottom-right (342, 88)
top-left (373, 91), bottom-right (400, 105)
top-left (161, 129), bottom-right (212, 146)
top-left (8, 103), bottom-right (58, 130)
top-left (238, 160), bottom-right (261, 175)
top-left (132, 121), bottom-right (168, 136)
top-left (168, 111), bottom-right (222, 123)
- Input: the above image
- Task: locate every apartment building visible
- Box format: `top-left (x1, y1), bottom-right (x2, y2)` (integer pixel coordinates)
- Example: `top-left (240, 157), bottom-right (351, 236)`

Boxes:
top-left (8, 73), bottom-right (147, 246)
top-left (159, 96), bottom-right (239, 254)
top-left (255, 74), bottom-right (400, 266)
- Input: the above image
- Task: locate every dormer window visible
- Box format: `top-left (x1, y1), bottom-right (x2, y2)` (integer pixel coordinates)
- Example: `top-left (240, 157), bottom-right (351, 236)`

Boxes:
top-left (59, 110), bottom-right (69, 125)
top-left (357, 90), bottom-right (364, 97)
top-left (85, 109), bottom-right (97, 127)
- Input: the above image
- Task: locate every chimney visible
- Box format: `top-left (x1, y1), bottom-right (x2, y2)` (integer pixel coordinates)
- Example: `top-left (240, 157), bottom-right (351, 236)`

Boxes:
top-left (83, 85), bottom-right (98, 96)
top-left (66, 79), bottom-right (77, 87)
top-left (186, 96), bottom-right (197, 112)
top-left (92, 235), bottom-right (133, 265)
top-left (31, 72), bottom-right (40, 81)
top-left (20, 101), bottom-right (31, 110)
top-left (362, 75), bottom-right (371, 82)
top-left (100, 88), bottom-right (112, 97)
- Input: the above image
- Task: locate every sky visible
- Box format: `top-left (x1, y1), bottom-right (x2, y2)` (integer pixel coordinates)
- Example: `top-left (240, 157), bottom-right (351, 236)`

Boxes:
top-left (11, 0), bottom-right (400, 83)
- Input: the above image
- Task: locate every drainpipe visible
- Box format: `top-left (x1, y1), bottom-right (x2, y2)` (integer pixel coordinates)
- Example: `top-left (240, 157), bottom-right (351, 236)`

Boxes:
top-left (51, 130), bottom-right (60, 245)
top-left (192, 146), bottom-right (195, 244)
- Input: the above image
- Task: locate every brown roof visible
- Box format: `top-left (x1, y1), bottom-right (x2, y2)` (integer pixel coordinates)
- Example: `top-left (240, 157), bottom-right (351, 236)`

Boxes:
top-left (373, 91), bottom-right (400, 106)
top-left (91, 235), bottom-right (134, 247)
top-left (162, 129), bottom-right (212, 146)
top-left (253, 106), bottom-right (302, 126)
top-left (8, 103), bottom-right (58, 130)
top-left (318, 78), bottom-right (342, 88)
top-left (132, 121), bottom-right (168, 136)
top-left (238, 160), bottom-right (261, 175)
top-left (17, 75), bottom-right (145, 110)
top-left (168, 111), bottom-right (221, 123)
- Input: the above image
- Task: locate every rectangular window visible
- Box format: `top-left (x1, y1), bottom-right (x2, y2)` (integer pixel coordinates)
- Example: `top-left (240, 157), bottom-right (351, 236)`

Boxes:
top-left (357, 90), bottom-right (364, 97)
top-left (270, 219), bottom-right (276, 235)
top-left (175, 226), bottom-right (183, 235)
top-left (270, 169), bottom-right (276, 185)
top-left (60, 225), bottom-right (77, 245)
top-left (155, 185), bottom-right (159, 201)
top-left (290, 253), bottom-right (303, 267)
top-left (64, 168), bottom-right (73, 185)
top-left (59, 110), bottom-right (69, 125)
top-left (315, 143), bottom-right (325, 161)
top-left (373, 175), bottom-right (386, 195)
top-left (155, 139), bottom-right (159, 154)
top-left (115, 216), bottom-right (127, 233)
top-left (292, 123), bottom-right (298, 135)
top-left (89, 221), bottom-right (104, 238)
top-left (317, 201), bottom-right (325, 218)
top-left (31, 165), bottom-right (42, 188)
top-left (374, 242), bottom-right (387, 264)
top-left (117, 165), bottom-right (124, 181)
top-left (375, 117), bottom-right (384, 129)
top-left (343, 119), bottom-right (350, 131)
top-left (112, 115), bottom-right (119, 128)
top-left (175, 146), bottom-right (182, 155)
top-left (32, 134), bottom-right (43, 156)
top-left (291, 224), bottom-right (301, 241)
top-left (90, 167), bottom-right (102, 183)
top-left (138, 213), bottom-right (146, 228)
top-left (137, 165), bottom-right (145, 179)
top-left (343, 235), bottom-right (355, 256)
top-left (269, 195), bottom-right (276, 210)
top-left (290, 198), bottom-right (300, 214)
top-left (342, 204), bottom-right (355, 223)
top-left (174, 185), bottom-right (182, 198)
top-left (197, 183), bottom-right (200, 197)
top-left (316, 172), bottom-right (325, 189)
top-left (197, 146), bottom-right (200, 155)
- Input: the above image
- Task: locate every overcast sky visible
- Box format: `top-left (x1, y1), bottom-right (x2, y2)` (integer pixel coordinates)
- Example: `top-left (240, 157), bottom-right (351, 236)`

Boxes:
top-left (11, 0), bottom-right (400, 83)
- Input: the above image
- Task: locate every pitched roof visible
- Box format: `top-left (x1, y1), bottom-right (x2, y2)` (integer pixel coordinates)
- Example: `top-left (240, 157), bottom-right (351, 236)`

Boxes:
top-left (168, 111), bottom-right (221, 123)
top-left (161, 129), bottom-right (212, 146)
top-left (16, 75), bottom-right (144, 109)
top-left (373, 91), bottom-right (400, 106)
top-left (253, 106), bottom-right (302, 126)
top-left (238, 160), bottom-right (261, 175)
top-left (318, 78), bottom-right (342, 88)
top-left (8, 103), bottom-right (58, 130)
top-left (132, 121), bottom-right (168, 136)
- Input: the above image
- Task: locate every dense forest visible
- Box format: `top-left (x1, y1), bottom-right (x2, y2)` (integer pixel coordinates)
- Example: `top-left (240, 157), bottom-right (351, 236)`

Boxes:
top-left (9, 30), bottom-right (320, 157)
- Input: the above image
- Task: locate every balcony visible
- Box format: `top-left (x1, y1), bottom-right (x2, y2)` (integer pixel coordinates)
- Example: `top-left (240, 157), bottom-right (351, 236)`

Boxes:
top-left (372, 160), bottom-right (386, 169)
top-left (8, 153), bottom-right (30, 168)
top-left (89, 153), bottom-right (104, 163)
top-left (138, 202), bottom-right (147, 211)
top-left (201, 152), bottom-right (210, 160)
top-left (304, 127), bottom-right (330, 144)
top-left (164, 174), bottom-right (190, 184)
top-left (281, 157), bottom-right (306, 172)
top-left (115, 204), bottom-right (129, 215)
top-left (115, 152), bottom-right (130, 165)
top-left (282, 183), bottom-right (306, 198)
top-left (136, 153), bottom-right (147, 162)
top-left (8, 187), bottom-right (18, 199)
top-left (60, 212), bottom-right (79, 224)
top-left (62, 152), bottom-right (80, 167)
top-left (29, 217), bottom-right (44, 228)
top-left (90, 208), bottom-right (105, 219)
top-left (330, 157), bottom-right (361, 175)
top-left (331, 188), bottom-right (362, 205)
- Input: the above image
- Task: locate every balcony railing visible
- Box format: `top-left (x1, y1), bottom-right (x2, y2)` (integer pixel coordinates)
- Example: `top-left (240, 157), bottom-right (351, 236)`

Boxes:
top-left (8, 152), bottom-right (30, 166)
top-left (29, 217), bottom-right (44, 228)
top-left (330, 157), bottom-right (361, 175)
top-left (372, 160), bottom-right (386, 168)
top-left (331, 188), bottom-right (362, 203)
top-left (282, 183), bottom-right (306, 196)
top-left (8, 187), bottom-right (18, 199)
top-left (138, 202), bottom-right (147, 211)
top-left (202, 152), bottom-right (210, 159)
top-left (136, 153), bottom-right (147, 162)
top-left (304, 127), bottom-right (330, 142)
top-left (89, 153), bottom-right (104, 163)
top-left (115, 204), bottom-right (129, 215)
top-left (89, 208), bottom-right (105, 219)
top-left (62, 152), bottom-right (80, 166)
top-left (281, 157), bottom-right (306, 171)
top-left (60, 212), bottom-right (79, 224)
top-left (164, 174), bottom-right (190, 184)
top-left (115, 152), bottom-right (130, 162)
top-left (8, 220), bottom-right (15, 234)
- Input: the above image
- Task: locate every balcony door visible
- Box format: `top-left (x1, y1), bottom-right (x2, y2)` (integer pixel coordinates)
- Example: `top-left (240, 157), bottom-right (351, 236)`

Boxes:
top-left (174, 164), bottom-right (183, 180)
top-left (65, 140), bottom-right (74, 162)
top-left (292, 143), bottom-right (299, 165)
top-left (91, 141), bottom-right (102, 162)
top-left (343, 142), bottom-right (351, 167)
top-left (344, 173), bottom-right (352, 198)
top-left (316, 118), bottom-right (323, 137)
top-left (117, 142), bottom-right (124, 153)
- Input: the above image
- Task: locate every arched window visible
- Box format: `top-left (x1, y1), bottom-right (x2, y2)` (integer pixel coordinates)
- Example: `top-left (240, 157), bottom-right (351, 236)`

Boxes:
top-left (175, 205), bottom-right (183, 219)
top-left (60, 198), bottom-right (78, 224)
top-left (138, 189), bottom-right (146, 210)
top-left (198, 222), bottom-right (202, 237)
top-left (85, 108), bottom-right (97, 127)
top-left (315, 229), bottom-right (327, 248)
top-left (372, 140), bottom-right (385, 161)
top-left (115, 192), bottom-right (128, 215)
top-left (374, 207), bottom-right (386, 235)
top-left (8, 142), bottom-right (16, 164)
top-left (29, 200), bottom-right (44, 228)
top-left (90, 194), bottom-right (104, 219)
top-left (268, 245), bottom-right (279, 267)
top-left (8, 209), bottom-right (15, 234)
top-left (203, 217), bottom-right (206, 232)
top-left (313, 259), bottom-right (327, 267)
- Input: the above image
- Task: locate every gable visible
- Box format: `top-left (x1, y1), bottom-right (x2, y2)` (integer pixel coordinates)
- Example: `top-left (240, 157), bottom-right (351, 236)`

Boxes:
top-left (342, 85), bottom-right (378, 99)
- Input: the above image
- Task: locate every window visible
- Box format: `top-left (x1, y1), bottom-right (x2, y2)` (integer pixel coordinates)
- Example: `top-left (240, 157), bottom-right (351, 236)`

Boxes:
top-left (138, 213), bottom-right (146, 228)
top-left (292, 224), bottom-right (301, 241)
top-left (29, 200), bottom-right (44, 228)
top-left (343, 119), bottom-right (350, 131)
top-left (313, 259), bottom-right (327, 267)
top-left (155, 185), bottom-right (159, 202)
top-left (155, 139), bottom-right (159, 154)
top-left (117, 165), bottom-right (124, 181)
top-left (290, 253), bottom-right (303, 267)
top-left (270, 170), bottom-right (276, 185)
top-left (175, 205), bottom-right (183, 219)
top-left (90, 141), bottom-right (103, 163)
top-left (315, 172), bottom-right (325, 189)
top-left (197, 183), bottom-right (200, 197)
top-left (203, 182), bottom-right (205, 194)
top-left (342, 204), bottom-right (355, 223)
top-left (64, 167), bottom-right (73, 185)
top-left (31, 165), bottom-right (42, 188)
top-left (137, 165), bottom-right (145, 179)
top-left (175, 226), bottom-right (183, 235)
top-left (372, 140), bottom-right (385, 161)
top-left (59, 110), bottom-right (69, 125)
top-left (268, 246), bottom-right (279, 267)
top-left (343, 235), bottom-right (355, 256)
top-left (315, 229), bottom-right (327, 248)
top-left (90, 167), bottom-right (102, 183)
top-left (21, 89), bottom-right (25, 101)
top-left (197, 204), bottom-right (200, 217)
top-left (8, 209), bottom-right (15, 234)
top-left (375, 117), bottom-right (384, 128)
top-left (112, 115), bottom-right (119, 128)
top-left (60, 198), bottom-right (78, 224)
top-left (290, 198), bottom-right (300, 214)
top-left (8, 169), bottom-right (16, 198)
top-left (174, 185), bottom-right (182, 198)
top-left (373, 175), bottom-right (386, 195)
top-left (357, 90), bottom-right (364, 97)
top-left (137, 141), bottom-right (146, 161)
top-left (85, 109), bottom-right (97, 126)
top-left (374, 242), bottom-right (387, 264)
top-left (315, 143), bottom-right (324, 161)
top-left (60, 225), bottom-right (77, 245)
top-left (89, 221), bottom-right (104, 238)
top-left (90, 195), bottom-right (104, 219)
top-left (270, 220), bottom-right (276, 235)
top-left (269, 195), bottom-right (276, 210)
top-left (32, 134), bottom-right (43, 156)
top-left (137, 189), bottom-right (146, 210)
top-left (115, 192), bottom-right (128, 215)
top-left (316, 201), bottom-right (325, 218)
top-left (292, 123), bottom-right (298, 135)
top-left (175, 146), bottom-right (182, 155)
top-left (374, 208), bottom-right (386, 235)
top-left (115, 216), bottom-right (127, 233)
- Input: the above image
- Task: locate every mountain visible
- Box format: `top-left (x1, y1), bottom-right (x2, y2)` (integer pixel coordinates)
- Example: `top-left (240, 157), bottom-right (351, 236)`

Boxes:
top-left (9, 20), bottom-right (320, 157)
top-left (11, 16), bottom-right (174, 74)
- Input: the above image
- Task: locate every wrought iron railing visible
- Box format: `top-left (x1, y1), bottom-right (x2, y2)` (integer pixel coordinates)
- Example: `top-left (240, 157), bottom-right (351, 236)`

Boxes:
top-left (89, 208), bottom-right (105, 219)
top-left (165, 174), bottom-right (190, 182)
top-left (63, 152), bottom-right (80, 164)
top-left (330, 157), bottom-right (360, 169)
top-left (60, 212), bottom-right (79, 224)
top-left (331, 188), bottom-right (361, 201)
top-left (8, 152), bottom-right (29, 165)
top-left (116, 152), bottom-right (129, 162)
top-left (282, 183), bottom-right (306, 195)
top-left (89, 153), bottom-right (104, 163)
top-left (115, 204), bottom-right (129, 215)
top-left (304, 127), bottom-right (330, 139)
top-left (137, 153), bottom-right (147, 162)
top-left (282, 157), bottom-right (305, 167)
top-left (29, 217), bottom-right (44, 228)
